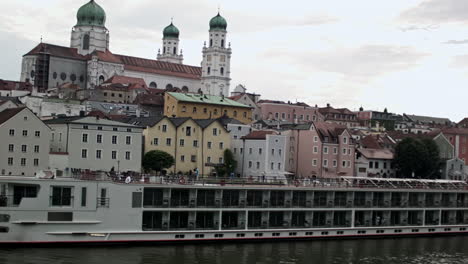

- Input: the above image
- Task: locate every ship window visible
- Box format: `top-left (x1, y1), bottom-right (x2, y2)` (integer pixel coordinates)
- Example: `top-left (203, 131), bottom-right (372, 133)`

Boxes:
top-left (289, 232), bottom-right (297, 236)
top-left (81, 187), bottom-right (87, 207)
top-left (47, 212), bottom-right (73, 221)
top-left (132, 192), bottom-right (143, 208)
top-left (305, 232), bottom-right (314, 236)
top-left (195, 234), bottom-right (205, 238)
top-left (321, 231), bottom-right (329, 235)
top-left (0, 214), bottom-right (10, 222)
top-left (175, 234), bottom-right (185, 239)
top-left (214, 234), bottom-right (224, 238)
top-left (51, 186), bottom-right (73, 206)
top-left (142, 211), bottom-right (163, 230)
top-left (254, 233), bottom-right (263, 237)
top-left (143, 188), bottom-right (164, 207)
top-left (0, 226), bottom-right (9, 233)
top-left (13, 185), bottom-right (38, 205)
top-left (272, 233), bottom-right (280, 237)
top-left (236, 233), bottom-right (245, 237)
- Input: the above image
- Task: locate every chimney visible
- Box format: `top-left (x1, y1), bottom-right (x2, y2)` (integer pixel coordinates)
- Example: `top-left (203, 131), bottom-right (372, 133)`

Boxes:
top-left (327, 103), bottom-right (330, 107)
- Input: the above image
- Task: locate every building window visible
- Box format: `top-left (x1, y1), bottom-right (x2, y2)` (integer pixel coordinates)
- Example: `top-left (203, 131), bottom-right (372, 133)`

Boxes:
top-left (213, 128), bottom-right (218, 136)
top-left (249, 161), bottom-right (252, 168)
top-left (186, 127), bottom-right (192, 136)
top-left (207, 67), bottom-right (211, 75)
top-left (271, 162), bottom-right (274, 170)
top-left (149, 82), bottom-right (157, 88)
top-left (34, 145), bottom-right (39, 153)
top-left (22, 130), bottom-right (27, 137)
top-left (96, 150), bottom-right (102, 159)
top-left (243, 112), bottom-right (247, 118)
top-left (153, 138), bottom-right (159, 145)
top-left (82, 133), bottom-right (88, 143)
top-left (162, 125), bottom-right (167, 132)
top-left (7, 157), bottom-right (13, 165)
top-left (348, 148), bottom-right (352, 155)
top-left (323, 159), bottom-right (328, 167)
top-left (347, 160), bottom-right (351, 168)
top-left (126, 136), bottom-right (131, 145)
top-left (9, 129), bottom-right (14, 136)
top-left (208, 142), bottom-right (212, 149)
top-left (81, 149), bottom-right (88, 158)
top-left (256, 162), bottom-right (260, 169)
top-left (233, 111), bottom-right (237, 117)
top-left (8, 144), bottom-right (14, 152)
top-left (113, 128), bottom-right (118, 131)
top-left (180, 155), bottom-right (185, 162)
top-left (324, 147), bottom-right (328, 154)
top-left (20, 158), bottom-right (26, 166)
top-left (314, 136), bottom-right (318, 142)
top-left (342, 148), bottom-right (346, 155)
top-left (220, 67), bottom-right (224, 76)
top-left (83, 34), bottom-right (90, 50)
top-left (33, 159), bottom-right (39, 167)
top-left (278, 163), bottom-right (281, 170)
top-left (334, 147), bottom-right (338, 154)
top-left (111, 151), bottom-right (117, 160)
top-left (182, 106), bottom-right (186, 112)
top-left (249, 148), bottom-right (253, 154)
top-left (35, 131), bottom-right (40, 137)
top-left (166, 138), bottom-right (172, 146)
top-left (312, 159), bottom-right (317, 166)
top-left (193, 140), bottom-right (198, 147)
top-left (343, 137), bottom-right (348, 144)
top-left (207, 157), bottom-right (211, 163)
top-left (180, 139), bottom-right (185, 146)
top-left (313, 146), bottom-right (318, 153)
top-left (125, 151), bottom-right (131, 160)
top-left (193, 107), bottom-right (197, 113)
top-left (83, 125), bottom-right (88, 129)
top-left (191, 155), bottom-right (196, 162)
top-left (259, 148), bottom-right (263, 154)
top-left (21, 145), bottom-right (27, 153)
top-left (343, 161), bottom-right (347, 168)
top-left (97, 134), bottom-right (102, 143)
top-left (112, 135), bottom-right (117, 144)
top-left (219, 142), bottom-right (224, 149)
top-left (333, 160), bottom-right (337, 167)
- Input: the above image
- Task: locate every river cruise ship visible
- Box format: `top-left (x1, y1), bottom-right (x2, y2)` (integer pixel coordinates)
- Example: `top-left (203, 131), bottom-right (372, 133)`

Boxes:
top-left (1, 175), bottom-right (468, 245)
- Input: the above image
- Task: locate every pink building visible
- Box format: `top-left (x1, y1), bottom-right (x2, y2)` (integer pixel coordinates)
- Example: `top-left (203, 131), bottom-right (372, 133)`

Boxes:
top-left (258, 100), bottom-right (323, 123)
top-left (285, 122), bottom-right (355, 178)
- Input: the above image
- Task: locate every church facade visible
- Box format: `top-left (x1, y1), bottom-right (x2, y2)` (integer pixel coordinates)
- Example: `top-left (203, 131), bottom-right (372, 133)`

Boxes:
top-left (20, 0), bottom-right (232, 96)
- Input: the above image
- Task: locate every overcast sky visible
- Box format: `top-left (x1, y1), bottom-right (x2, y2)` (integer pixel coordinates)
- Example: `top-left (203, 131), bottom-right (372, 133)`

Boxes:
top-left (1, 0), bottom-right (468, 121)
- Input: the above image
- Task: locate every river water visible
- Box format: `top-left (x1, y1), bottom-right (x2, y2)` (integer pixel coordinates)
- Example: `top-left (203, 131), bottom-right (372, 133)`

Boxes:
top-left (1, 237), bottom-right (468, 264)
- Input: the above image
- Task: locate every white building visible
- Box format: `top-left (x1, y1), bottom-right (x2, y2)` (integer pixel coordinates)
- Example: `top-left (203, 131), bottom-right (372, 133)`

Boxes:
top-left (19, 96), bottom-right (86, 118)
top-left (238, 130), bottom-right (287, 181)
top-left (45, 116), bottom-right (143, 174)
top-left (227, 123), bottom-right (252, 176)
top-left (0, 107), bottom-right (51, 176)
top-left (355, 148), bottom-right (395, 178)
top-left (20, 0), bottom-right (232, 97)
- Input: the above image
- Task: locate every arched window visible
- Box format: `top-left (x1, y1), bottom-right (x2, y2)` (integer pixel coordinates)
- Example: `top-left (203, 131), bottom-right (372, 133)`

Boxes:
top-left (181, 86), bottom-right (189, 93)
top-left (207, 67), bottom-right (211, 75)
top-left (210, 39), bottom-right (213, 47)
top-left (214, 109), bottom-right (218, 115)
top-left (166, 84), bottom-right (173, 90)
top-left (221, 39), bottom-right (224, 48)
top-left (163, 47), bottom-right (166, 54)
top-left (173, 47), bottom-right (177, 54)
top-left (193, 107), bottom-right (197, 113)
top-left (99, 75), bottom-right (105, 84)
top-left (83, 34), bottom-right (90, 50)
top-left (182, 106), bottom-right (186, 112)
top-left (220, 67), bottom-right (224, 76)
top-left (149, 82), bottom-right (157, 88)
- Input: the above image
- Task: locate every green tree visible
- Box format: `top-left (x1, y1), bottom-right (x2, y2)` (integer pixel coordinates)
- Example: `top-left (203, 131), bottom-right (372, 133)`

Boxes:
top-left (394, 137), bottom-right (440, 179)
top-left (142, 150), bottom-right (175, 174)
top-left (215, 149), bottom-right (237, 177)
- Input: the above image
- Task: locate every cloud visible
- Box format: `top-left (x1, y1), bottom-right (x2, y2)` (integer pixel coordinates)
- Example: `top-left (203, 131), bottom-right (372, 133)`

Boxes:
top-left (399, 0), bottom-right (468, 24)
top-left (442, 39), bottom-right (468, 45)
top-left (265, 45), bottom-right (428, 81)
top-left (398, 24), bottom-right (438, 32)
top-left (450, 55), bottom-right (468, 67)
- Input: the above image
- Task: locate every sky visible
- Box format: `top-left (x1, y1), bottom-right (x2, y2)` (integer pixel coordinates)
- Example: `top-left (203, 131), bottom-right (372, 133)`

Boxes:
top-left (1, 0), bottom-right (468, 122)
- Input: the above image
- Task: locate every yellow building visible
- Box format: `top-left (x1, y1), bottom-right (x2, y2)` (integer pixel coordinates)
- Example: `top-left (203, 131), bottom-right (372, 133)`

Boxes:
top-left (164, 92), bottom-right (253, 124)
top-left (143, 116), bottom-right (232, 176)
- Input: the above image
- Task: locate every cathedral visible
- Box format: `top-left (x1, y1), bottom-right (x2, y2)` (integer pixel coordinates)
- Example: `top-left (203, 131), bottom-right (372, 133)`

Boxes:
top-left (20, 0), bottom-right (232, 96)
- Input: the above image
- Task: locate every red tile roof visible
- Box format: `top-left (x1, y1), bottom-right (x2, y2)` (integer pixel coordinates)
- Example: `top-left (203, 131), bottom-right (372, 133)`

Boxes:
top-left (229, 94), bottom-right (244, 101)
top-left (24, 43), bottom-right (88, 60)
top-left (314, 121), bottom-right (348, 142)
top-left (358, 148), bottom-right (394, 160)
top-left (0, 107), bottom-right (26, 125)
top-left (457, 118), bottom-right (468, 128)
top-left (0, 79), bottom-right (33, 91)
top-left (360, 135), bottom-right (382, 149)
top-left (442, 127), bottom-right (468, 136)
top-left (134, 93), bottom-right (164, 106)
top-left (103, 75), bottom-right (147, 88)
top-left (242, 130), bottom-right (277, 140)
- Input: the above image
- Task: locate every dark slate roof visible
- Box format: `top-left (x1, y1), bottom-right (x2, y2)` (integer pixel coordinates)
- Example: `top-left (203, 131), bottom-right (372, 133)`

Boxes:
top-left (168, 117), bottom-right (191, 127)
top-left (216, 116), bottom-right (243, 126)
top-left (0, 96), bottom-right (22, 105)
top-left (0, 107), bottom-right (26, 125)
top-left (124, 116), bottom-right (164, 127)
top-left (194, 119), bottom-right (218, 128)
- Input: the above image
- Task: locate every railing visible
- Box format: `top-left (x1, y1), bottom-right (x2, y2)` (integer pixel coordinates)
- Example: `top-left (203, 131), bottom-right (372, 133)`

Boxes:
top-left (97, 197), bottom-right (110, 208)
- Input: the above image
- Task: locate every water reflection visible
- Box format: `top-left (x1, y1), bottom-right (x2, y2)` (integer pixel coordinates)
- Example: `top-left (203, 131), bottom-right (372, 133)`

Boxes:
top-left (1, 237), bottom-right (468, 264)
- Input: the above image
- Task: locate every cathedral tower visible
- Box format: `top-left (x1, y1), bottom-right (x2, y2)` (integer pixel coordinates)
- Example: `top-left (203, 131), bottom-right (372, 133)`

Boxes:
top-left (157, 21), bottom-right (183, 64)
top-left (70, 0), bottom-right (109, 55)
top-left (200, 13), bottom-right (232, 96)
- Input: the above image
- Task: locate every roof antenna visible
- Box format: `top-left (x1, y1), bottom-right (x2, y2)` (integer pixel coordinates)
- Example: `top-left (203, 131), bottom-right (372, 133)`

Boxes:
top-left (171, 17), bottom-right (174, 24)
top-left (40, 35), bottom-right (43, 43)
top-left (218, 5), bottom-right (220, 14)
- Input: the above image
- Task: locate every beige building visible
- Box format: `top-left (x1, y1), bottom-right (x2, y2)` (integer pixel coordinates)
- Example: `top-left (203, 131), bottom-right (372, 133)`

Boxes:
top-left (143, 117), bottom-right (231, 176)
top-left (0, 107), bottom-right (51, 176)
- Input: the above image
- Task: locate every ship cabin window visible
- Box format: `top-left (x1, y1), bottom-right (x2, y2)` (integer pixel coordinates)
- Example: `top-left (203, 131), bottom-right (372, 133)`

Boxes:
top-left (408, 193), bottom-right (420, 207)
top-left (195, 234), bottom-right (204, 238)
top-left (171, 189), bottom-right (190, 207)
top-left (333, 211), bottom-right (348, 227)
top-left (247, 190), bottom-right (263, 207)
top-left (373, 192), bottom-right (385, 207)
top-left (248, 211), bottom-right (262, 228)
top-left (12, 185), bottom-right (38, 206)
top-left (425, 193), bottom-right (435, 207)
top-left (51, 186), bottom-right (73, 207)
top-left (142, 211), bottom-right (163, 230)
top-left (0, 214), bottom-right (10, 222)
top-left (222, 211), bottom-right (239, 229)
top-left (196, 212), bottom-right (215, 229)
top-left (214, 234), bottom-right (224, 238)
top-left (48, 212), bottom-right (73, 221)
top-left (0, 226), bottom-right (9, 233)
top-left (269, 211), bottom-right (284, 227)
top-left (312, 212), bottom-right (326, 227)
top-left (197, 190), bottom-right (216, 207)
top-left (289, 232), bottom-right (297, 236)
top-left (391, 192), bottom-right (402, 207)
top-left (222, 190), bottom-right (240, 207)
top-left (175, 234), bottom-right (185, 239)
top-left (270, 191), bottom-right (285, 207)
top-left (334, 192), bottom-right (347, 207)
top-left (354, 192), bottom-right (366, 207)
top-left (143, 188), bottom-right (164, 207)
top-left (292, 191), bottom-right (307, 207)
top-left (170, 211), bottom-right (189, 229)
top-left (81, 187), bottom-right (87, 207)
top-left (305, 232), bottom-right (314, 236)
top-left (291, 211), bottom-right (306, 227)
top-left (313, 192), bottom-right (327, 207)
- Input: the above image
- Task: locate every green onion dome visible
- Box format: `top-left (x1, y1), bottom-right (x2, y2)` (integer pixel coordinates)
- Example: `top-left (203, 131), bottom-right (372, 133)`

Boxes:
top-left (163, 23), bottom-right (180, 38)
top-left (76, 0), bottom-right (106, 27)
top-left (209, 13), bottom-right (227, 30)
